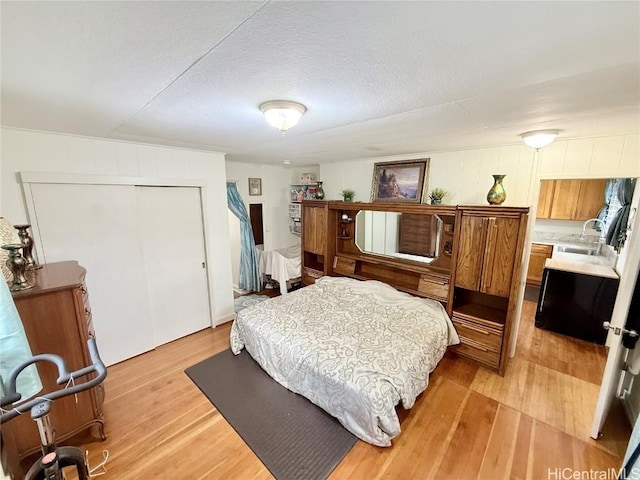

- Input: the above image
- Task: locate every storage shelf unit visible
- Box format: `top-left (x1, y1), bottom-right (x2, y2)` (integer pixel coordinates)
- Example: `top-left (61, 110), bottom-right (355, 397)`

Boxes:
top-left (289, 184), bottom-right (319, 234)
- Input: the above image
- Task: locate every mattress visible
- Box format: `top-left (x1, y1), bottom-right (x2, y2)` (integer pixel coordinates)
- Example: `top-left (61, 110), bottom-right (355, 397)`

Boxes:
top-left (230, 276), bottom-right (459, 446)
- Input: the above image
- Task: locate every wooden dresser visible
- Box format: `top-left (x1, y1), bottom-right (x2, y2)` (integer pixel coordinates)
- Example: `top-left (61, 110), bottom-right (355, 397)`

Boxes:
top-left (2, 261), bottom-right (106, 477)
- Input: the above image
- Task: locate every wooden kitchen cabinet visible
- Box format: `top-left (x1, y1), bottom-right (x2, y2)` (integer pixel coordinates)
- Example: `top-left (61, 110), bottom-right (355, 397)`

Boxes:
top-left (536, 180), bottom-right (555, 218)
top-left (526, 243), bottom-right (554, 286)
top-left (2, 261), bottom-right (106, 477)
top-left (538, 179), bottom-right (606, 221)
top-left (450, 206), bottom-right (529, 375)
top-left (549, 180), bottom-right (583, 219)
top-left (574, 179), bottom-right (608, 220)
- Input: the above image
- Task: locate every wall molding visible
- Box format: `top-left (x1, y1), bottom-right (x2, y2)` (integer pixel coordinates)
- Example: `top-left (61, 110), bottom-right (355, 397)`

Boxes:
top-left (19, 172), bottom-right (207, 187)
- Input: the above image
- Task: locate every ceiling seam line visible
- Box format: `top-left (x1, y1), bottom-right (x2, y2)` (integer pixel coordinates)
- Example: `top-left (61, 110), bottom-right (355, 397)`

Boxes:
top-left (106, 0), bottom-right (271, 138)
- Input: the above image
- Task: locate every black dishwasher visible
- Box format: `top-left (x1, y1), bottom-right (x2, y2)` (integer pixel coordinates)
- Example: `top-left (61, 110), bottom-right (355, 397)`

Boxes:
top-left (535, 267), bottom-right (619, 344)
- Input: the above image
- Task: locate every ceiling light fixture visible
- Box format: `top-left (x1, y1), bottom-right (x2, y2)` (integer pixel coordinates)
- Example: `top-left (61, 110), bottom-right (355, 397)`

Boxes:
top-left (260, 100), bottom-right (307, 134)
top-left (520, 129), bottom-right (561, 149)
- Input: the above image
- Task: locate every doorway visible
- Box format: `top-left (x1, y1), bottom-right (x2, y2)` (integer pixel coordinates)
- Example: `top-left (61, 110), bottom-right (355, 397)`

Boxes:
top-left (517, 176), bottom-right (639, 450)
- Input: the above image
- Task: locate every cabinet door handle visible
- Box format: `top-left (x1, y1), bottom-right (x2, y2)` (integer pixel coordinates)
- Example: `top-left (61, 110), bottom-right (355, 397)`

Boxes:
top-left (481, 219), bottom-right (498, 292)
top-left (537, 269), bottom-right (550, 318)
top-left (85, 308), bottom-right (91, 316)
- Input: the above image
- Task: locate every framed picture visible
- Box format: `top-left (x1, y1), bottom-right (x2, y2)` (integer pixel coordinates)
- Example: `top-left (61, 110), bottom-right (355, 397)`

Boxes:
top-left (248, 177), bottom-right (262, 196)
top-left (370, 158), bottom-right (430, 203)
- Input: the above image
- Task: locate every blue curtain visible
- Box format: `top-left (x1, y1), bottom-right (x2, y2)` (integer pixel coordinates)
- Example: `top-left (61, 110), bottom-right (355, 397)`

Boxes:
top-left (596, 179), bottom-right (617, 232)
top-left (606, 178), bottom-right (636, 252)
top-left (227, 182), bottom-right (261, 292)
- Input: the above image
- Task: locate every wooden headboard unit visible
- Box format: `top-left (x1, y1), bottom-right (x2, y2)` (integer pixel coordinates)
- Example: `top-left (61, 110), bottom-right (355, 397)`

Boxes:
top-left (325, 201), bottom-right (457, 308)
top-left (301, 200), bottom-right (530, 375)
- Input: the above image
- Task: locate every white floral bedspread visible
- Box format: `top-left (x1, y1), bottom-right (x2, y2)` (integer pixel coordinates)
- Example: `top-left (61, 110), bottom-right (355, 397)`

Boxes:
top-left (229, 276), bottom-right (459, 447)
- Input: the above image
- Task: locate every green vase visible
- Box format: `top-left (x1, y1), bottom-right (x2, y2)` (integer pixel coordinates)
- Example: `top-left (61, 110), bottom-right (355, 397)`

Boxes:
top-left (487, 175), bottom-right (506, 205)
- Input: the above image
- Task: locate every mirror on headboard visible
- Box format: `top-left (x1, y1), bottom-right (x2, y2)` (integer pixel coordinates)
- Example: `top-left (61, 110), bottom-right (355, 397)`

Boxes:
top-left (354, 210), bottom-right (454, 267)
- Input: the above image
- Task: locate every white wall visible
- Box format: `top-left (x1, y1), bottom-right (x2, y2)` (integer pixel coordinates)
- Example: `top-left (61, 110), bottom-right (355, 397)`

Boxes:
top-left (320, 135), bottom-right (639, 206)
top-left (320, 145), bottom-right (536, 206)
top-left (225, 161), bottom-right (319, 290)
top-left (321, 133), bottom-right (639, 303)
top-left (0, 127), bottom-right (235, 325)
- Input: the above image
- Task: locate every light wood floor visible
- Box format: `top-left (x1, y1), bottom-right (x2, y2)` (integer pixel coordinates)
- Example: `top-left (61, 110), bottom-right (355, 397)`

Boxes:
top-left (68, 299), bottom-right (629, 479)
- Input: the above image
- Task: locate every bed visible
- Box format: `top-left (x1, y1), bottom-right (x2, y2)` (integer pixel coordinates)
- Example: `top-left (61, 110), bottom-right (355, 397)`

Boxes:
top-left (230, 276), bottom-right (459, 447)
top-left (259, 244), bottom-right (301, 295)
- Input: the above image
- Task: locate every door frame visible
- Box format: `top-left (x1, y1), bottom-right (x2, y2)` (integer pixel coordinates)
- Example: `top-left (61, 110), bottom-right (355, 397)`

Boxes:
top-left (591, 209), bottom-right (640, 437)
top-left (511, 157), bottom-right (640, 437)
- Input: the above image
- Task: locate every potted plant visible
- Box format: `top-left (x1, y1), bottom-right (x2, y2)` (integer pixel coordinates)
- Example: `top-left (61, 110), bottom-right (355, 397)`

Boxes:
top-left (340, 189), bottom-right (355, 202)
top-left (428, 188), bottom-right (448, 205)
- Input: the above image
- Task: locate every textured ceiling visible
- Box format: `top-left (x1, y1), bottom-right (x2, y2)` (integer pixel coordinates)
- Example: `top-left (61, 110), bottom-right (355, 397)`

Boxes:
top-left (1, 1), bottom-right (639, 165)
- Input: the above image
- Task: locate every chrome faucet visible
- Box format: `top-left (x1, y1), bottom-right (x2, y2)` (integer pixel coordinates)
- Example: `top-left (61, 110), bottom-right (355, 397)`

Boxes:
top-left (580, 218), bottom-right (607, 253)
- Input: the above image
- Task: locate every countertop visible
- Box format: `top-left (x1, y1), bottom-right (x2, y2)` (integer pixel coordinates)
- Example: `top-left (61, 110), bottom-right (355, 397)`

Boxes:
top-left (544, 257), bottom-right (618, 279)
top-left (533, 230), bottom-right (618, 272)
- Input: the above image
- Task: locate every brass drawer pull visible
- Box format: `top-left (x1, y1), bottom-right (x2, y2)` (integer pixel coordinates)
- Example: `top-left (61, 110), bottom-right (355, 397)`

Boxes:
top-left (85, 308), bottom-right (91, 316)
top-left (81, 286), bottom-right (87, 294)
top-left (460, 322), bottom-right (491, 336)
top-left (462, 337), bottom-right (490, 352)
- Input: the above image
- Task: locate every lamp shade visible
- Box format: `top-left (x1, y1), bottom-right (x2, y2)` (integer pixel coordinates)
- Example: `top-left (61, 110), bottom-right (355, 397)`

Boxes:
top-left (260, 101), bottom-right (307, 133)
top-left (521, 129), bottom-right (561, 149)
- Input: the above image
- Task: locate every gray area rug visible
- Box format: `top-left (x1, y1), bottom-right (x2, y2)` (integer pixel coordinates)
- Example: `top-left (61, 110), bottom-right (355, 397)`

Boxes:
top-left (185, 349), bottom-right (357, 480)
top-left (233, 294), bottom-right (270, 312)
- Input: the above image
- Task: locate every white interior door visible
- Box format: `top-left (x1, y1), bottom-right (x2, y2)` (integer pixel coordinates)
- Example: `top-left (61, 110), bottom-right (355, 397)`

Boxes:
top-left (30, 183), bottom-right (155, 366)
top-left (136, 186), bottom-right (211, 346)
top-left (591, 207), bottom-right (640, 438)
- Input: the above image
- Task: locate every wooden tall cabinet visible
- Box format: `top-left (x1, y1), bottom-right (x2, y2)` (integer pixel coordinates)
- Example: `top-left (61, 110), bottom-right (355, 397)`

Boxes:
top-left (2, 261), bottom-right (106, 477)
top-left (450, 206), bottom-right (529, 375)
top-left (302, 203), bottom-right (327, 255)
top-left (455, 215), bottom-right (520, 297)
top-left (301, 201), bottom-right (336, 286)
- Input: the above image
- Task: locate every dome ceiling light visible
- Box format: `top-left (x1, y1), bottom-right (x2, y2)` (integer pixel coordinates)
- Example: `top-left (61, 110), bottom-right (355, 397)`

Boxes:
top-left (260, 100), bottom-right (307, 134)
top-left (520, 129), bottom-right (561, 149)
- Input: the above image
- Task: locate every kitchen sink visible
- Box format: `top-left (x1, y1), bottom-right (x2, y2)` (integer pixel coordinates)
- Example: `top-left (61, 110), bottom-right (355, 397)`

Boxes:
top-left (555, 245), bottom-right (599, 256)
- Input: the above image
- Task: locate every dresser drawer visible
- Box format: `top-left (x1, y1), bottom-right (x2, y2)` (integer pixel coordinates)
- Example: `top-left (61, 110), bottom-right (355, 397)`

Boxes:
top-left (418, 275), bottom-right (449, 301)
top-left (452, 316), bottom-right (502, 352)
top-left (302, 267), bottom-right (322, 285)
top-left (333, 256), bottom-right (356, 276)
top-left (451, 337), bottom-right (500, 369)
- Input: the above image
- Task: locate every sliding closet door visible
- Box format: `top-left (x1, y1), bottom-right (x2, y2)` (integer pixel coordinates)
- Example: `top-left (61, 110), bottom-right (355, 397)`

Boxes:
top-left (135, 186), bottom-right (211, 346)
top-left (29, 183), bottom-right (155, 366)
